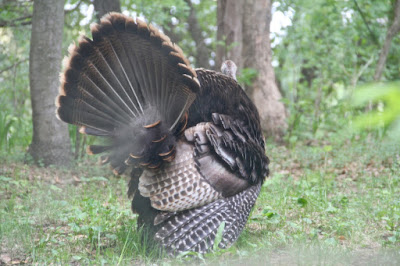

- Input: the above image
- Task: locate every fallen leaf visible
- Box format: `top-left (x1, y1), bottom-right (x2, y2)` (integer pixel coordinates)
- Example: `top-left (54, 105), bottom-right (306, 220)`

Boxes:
top-left (0, 254), bottom-right (11, 264)
top-left (55, 176), bottom-right (62, 184)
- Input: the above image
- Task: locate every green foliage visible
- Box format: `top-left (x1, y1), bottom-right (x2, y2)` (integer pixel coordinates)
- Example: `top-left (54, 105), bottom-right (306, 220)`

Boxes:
top-left (213, 221), bottom-right (226, 251)
top-left (237, 68), bottom-right (258, 86)
top-left (352, 82), bottom-right (400, 135)
top-left (0, 3), bottom-right (32, 153)
top-left (0, 0), bottom-right (32, 27)
top-left (0, 113), bottom-right (16, 150)
top-left (274, 0), bottom-right (400, 142)
top-left (0, 162), bottom-right (163, 264)
top-left (0, 111), bottom-right (32, 152)
top-left (0, 15), bottom-right (33, 152)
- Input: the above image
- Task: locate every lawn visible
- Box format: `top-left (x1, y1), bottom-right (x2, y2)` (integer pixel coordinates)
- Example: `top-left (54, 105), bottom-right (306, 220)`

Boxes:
top-left (1, 135), bottom-right (400, 265)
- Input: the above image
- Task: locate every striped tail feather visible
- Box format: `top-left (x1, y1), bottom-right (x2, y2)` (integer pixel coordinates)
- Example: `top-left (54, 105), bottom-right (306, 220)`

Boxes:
top-left (154, 183), bottom-right (261, 254)
top-left (55, 13), bottom-right (200, 171)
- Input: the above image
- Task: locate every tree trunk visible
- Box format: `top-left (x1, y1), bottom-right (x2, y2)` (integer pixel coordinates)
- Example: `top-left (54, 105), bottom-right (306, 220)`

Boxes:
top-left (374, 0), bottom-right (400, 81)
top-left (93, 0), bottom-right (121, 21)
top-left (28, 0), bottom-right (72, 166)
top-left (184, 0), bottom-right (211, 68)
top-left (216, 0), bottom-right (244, 70)
top-left (242, 0), bottom-right (287, 140)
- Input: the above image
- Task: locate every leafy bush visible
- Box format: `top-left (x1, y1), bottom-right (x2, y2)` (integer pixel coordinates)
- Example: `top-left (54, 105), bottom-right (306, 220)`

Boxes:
top-left (352, 82), bottom-right (400, 136)
top-left (0, 110), bottom-right (32, 152)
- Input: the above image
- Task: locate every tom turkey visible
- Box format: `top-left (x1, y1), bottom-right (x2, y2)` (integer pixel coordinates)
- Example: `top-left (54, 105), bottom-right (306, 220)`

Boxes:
top-left (56, 13), bottom-right (269, 254)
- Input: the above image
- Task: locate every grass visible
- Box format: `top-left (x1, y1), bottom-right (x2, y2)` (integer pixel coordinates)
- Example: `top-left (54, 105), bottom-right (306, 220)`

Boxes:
top-left (1, 136), bottom-right (400, 265)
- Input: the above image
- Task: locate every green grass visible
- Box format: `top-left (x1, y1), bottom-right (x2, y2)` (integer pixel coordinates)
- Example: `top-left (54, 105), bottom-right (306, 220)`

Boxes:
top-left (1, 136), bottom-right (400, 264)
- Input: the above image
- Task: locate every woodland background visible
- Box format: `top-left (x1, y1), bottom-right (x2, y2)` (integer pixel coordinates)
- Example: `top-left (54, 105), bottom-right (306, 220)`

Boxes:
top-left (1, 0), bottom-right (400, 264)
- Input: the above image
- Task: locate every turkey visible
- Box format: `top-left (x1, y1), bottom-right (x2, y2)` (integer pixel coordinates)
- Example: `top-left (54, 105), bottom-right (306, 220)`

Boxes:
top-left (56, 13), bottom-right (269, 254)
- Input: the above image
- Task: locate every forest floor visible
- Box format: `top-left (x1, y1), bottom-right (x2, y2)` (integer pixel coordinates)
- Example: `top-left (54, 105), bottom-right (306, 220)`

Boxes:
top-left (1, 135), bottom-right (400, 265)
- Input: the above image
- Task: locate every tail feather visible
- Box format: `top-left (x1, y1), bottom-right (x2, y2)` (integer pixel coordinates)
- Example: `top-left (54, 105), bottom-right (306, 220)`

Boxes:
top-left (156, 200), bottom-right (227, 248)
top-left (56, 95), bottom-right (116, 133)
top-left (67, 81), bottom-right (128, 124)
top-left (87, 145), bottom-right (112, 155)
top-left (61, 53), bottom-right (133, 124)
top-left (155, 183), bottom-right (261, 253)
top-left (73, 35), bottom-right (142, 118)
top-left (56, 13), bottom-right (200, 172)
top-left (79, 126), bottom-right (109, 136)
top-left (91, 22), bottom-right (145, 116)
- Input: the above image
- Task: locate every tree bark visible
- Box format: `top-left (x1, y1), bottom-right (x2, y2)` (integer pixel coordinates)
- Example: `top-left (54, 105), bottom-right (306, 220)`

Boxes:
top-left (93, 0), bottom-right (121, 21)
top-left (374, 0), bottom-right (400, 81)
top-left (216, 0), bottom-right (244, 70)
top-left (184, 0), bottom-right (211, 68)
top-left (28, 0), bottom-right (72, 166)
top-left (242, 0), bottom-right (287, 140)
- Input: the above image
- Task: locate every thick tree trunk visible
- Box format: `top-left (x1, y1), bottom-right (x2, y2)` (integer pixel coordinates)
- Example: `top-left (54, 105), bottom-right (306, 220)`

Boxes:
top-left (242, 0), bottom-right (287, 140)
top-left (28, 0), bottom-right (72, 166)
top-left (93, 0), bottom-right (121, 21)
top-left (374, 0), bottom-right (400, 81)
top-left (184, 0), bottom-right (211, 68)
top-left (216, 0), bottom-right (244, 70)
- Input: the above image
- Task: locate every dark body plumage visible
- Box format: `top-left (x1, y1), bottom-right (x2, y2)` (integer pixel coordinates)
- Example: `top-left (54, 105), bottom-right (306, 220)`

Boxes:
top-left (56, 13), bottom-right (269, 254)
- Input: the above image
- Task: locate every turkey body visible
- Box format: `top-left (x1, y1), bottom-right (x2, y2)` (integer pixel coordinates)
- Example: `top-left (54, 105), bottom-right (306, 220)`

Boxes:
top-left (56, 13), bottom-right (269, 254)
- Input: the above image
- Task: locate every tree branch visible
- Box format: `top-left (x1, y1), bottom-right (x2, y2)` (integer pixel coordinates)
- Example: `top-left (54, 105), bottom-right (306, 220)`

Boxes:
top-left (352, 0), bottom-right (379, 45)
top-left (352, 54), bottom-right (375, 87)
top-left (374, 0), bottom-right (400, 81)
top-left (0, 59), bottom-right (28, 75)
top-left (65, 0), bottom-right (85, 14)
top-left (0, 15), bottom-right (32, 27)
top-left (0, 0), bottom-right (87, 28)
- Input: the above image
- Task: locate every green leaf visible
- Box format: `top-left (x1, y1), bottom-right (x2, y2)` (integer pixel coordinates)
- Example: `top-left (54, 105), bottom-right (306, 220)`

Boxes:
top-left (297, 197), bottom-right (308, 207)
top-left (237, 68), bottom-right (258, 86)
top-left (323, 145), bottom-right (333, 152)
top-left (213, 221), bottom-right (225, 251)
top-left (352, 82), bottom-right (400, 133)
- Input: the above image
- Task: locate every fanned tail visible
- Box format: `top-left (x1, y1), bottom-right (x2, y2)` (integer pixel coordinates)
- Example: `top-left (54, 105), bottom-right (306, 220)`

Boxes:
top-left (56, 13), bottom-right (199, 172)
